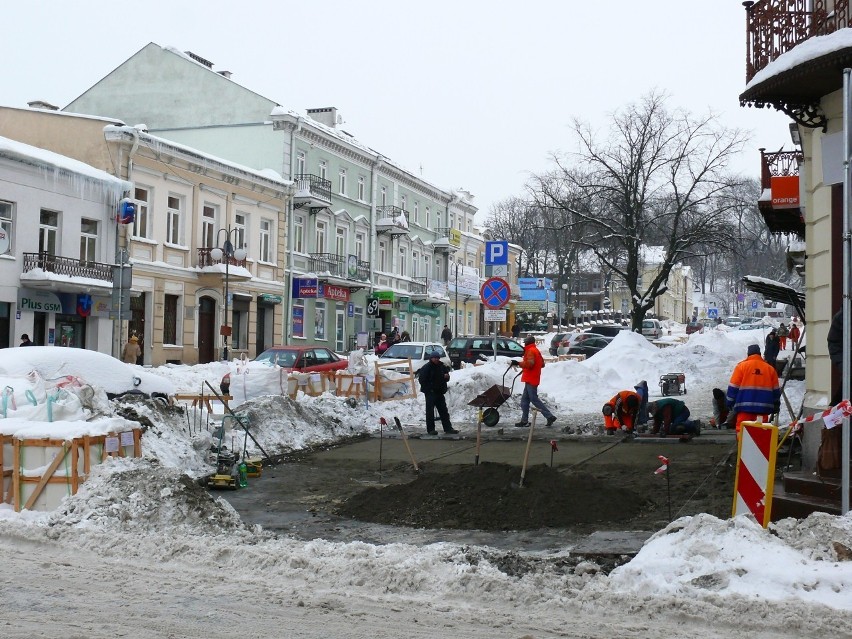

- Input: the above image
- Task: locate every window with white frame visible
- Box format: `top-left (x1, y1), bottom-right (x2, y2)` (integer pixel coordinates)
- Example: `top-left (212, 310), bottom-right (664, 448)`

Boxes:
top-left (357, 176), bottom-right (365, 201)
top-left (294, 214), bottom-right (304, 253)
top-left (39, 209), bottom-right (58, 255)
top-left (296, 151), bottom-right (306, 175)
top-left (80, 219), bottom-right (98, 263)
top-left (467, 219), bottom-right (472, 233)
top-left (355, 232), bottom-right (365, 261)
top-left (434, 256), bottom-right (441, 280)
top-left (414, 202), bottom-right (419, 225)
top-left (426, 206), bottom-right (431, 228)
top-left (424, 255), bottom-right (430, 280)
top-left (318, 160), bottom-right (327, 181)
top-left (399, 246), bottom-right (407, 277)
top-left (0, 200), bottom-right (13, 253)
top-left (380, 186), bottom-right (387, 207)
top-left (234, 212), bottom-right (247, 253)
top-left (166, 195), bottom-right (182, 245)
top-left (315, 301), bottom-right (327, 340)
top-left (259, 219), bottom-right (272, 262)
top-left (316, 220), bottom-right (327, 254)
top-left (378, 240), bottom-right (387, 271)
top-left (133, 186), bottom-right (150, 239)
top-left (436, 210), bottom-right (441, 228)
top-left (335, 227), bottom-right (346, 256)
top-left (411, 251), bottom-right (418, 278)
top-left (163, 294), bottom-right (180, 345)
top-left (338, 169), bottom-right (347, 196)
top-left (401, 195), bottom-right (406, 212)
top-left (202, 204), bottom-right (216, 249)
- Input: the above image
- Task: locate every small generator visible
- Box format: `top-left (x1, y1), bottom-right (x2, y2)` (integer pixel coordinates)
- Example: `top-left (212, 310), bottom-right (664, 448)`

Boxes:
top-left (659, 372), bottom-right (686, 396)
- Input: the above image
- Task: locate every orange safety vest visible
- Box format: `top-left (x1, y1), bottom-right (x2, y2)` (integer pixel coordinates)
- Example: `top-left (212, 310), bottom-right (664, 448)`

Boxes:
top-left (519, 343), bottom-right (545, 386)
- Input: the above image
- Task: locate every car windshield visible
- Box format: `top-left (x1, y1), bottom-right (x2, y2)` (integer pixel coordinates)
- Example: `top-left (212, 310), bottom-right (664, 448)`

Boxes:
top-left (448, 338), bottom-right (468, 348)
top-left (382, 344), bottom-right (425, 359)
top-left (256, 349), bottom-right (298, 367)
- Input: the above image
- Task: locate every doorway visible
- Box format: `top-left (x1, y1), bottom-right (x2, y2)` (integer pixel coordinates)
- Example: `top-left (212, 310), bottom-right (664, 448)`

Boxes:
top-left (335, 308), bottom-right (345, 353)
top-left (129, 293), bottom-right (146, 365)
top-left (198, 296), bottom-right (216, 363)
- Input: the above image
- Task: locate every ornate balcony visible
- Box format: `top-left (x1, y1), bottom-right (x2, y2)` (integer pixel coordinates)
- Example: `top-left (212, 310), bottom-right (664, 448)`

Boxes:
top-left (23, 252), bottom-right (113, 283)
top-left (757, 148), bottom-right (805, 237)
top-left (307, 252), bottom-right (370, 282)
top-left (375, 205), bottom-right (409, 236)
top-left (432, 226), bottom-right (460, 253)
top-left (197, 248), bottom-right (248, 269)
top-left (293, 173), bottom-right (332, 212)
top-left (741, 0), bottom-right (852, 128)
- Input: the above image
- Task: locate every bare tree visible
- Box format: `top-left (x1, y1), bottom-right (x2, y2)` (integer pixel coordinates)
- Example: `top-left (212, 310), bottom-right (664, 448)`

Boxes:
top-left (537, 91), bottom-right (748, 331)
top-left (483, 196), bottom-right (544, 276)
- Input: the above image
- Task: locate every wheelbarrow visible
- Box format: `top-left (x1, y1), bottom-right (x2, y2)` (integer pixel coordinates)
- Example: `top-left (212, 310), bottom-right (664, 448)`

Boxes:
top-left (468, 362), bottom-right (522, 427)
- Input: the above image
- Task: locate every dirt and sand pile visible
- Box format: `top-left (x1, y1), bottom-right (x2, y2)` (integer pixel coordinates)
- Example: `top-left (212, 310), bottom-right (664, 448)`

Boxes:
top-left (337, 462), bottom-right (655, 531)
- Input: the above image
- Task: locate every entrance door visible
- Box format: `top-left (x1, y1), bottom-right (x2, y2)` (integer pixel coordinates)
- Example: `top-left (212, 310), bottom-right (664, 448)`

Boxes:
top-left (55, 314), bottom-right (85, 348)
top-left (335, 308), bottom-right (345, 352)
top-left (198, 297), bottom-right (216, 363)
top-left (129, 293), bottom-right (146, 365)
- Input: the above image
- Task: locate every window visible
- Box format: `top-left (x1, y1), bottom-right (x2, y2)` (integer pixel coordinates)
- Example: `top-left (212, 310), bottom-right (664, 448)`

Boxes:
top-left (39, 209), bottom-right (58, 256)
top-left (293, 300), bottom-right (305, 338)
top-left (202, 205), bottom-right (216, 249)
top-left (380, 186), bottom-right (387, 207)
top-left (426, 207), bottom-right (431, 228)
top-left (133, 186), bottom-right (150, 239)
top-left (318, 160), bottom-right (327, 181)
top-left (467, 219), bottom-right (472, 233)
top-left (259, 219), bottom-right (271, 262)
top-left (414, 202), bottom-right (419, 225)
top-left (399, 246), bottom-right (407, 277)
top-left (412, 251), bottom-right (419, 278)
top-left (401, 195), bottom-right (407, 212)
top-left (232, 298), bottom-right (249, 350)
top-left (378, 240), bottom-right (387, 271)
top-left (357, 176), bottom-right (365, 201)
top-left (234, 212), bottom-right (247, 253)
top-left (166, 195), bottom-right (182, 245)
top-left (314, 301), bottom-right (326, 340)
top-left (316, 220), bottom-right (327, 254)
top-left (0, 200), bottom-right (13, 253)
top-left (338, 169), bottom-right (347, 196)
top-left (434, 256), bottom-right (441, 280)
top-left (80, 219), bottom-right (98, 263)
top-left (293, 215), bottom-right (304, 253)
top-left (424, 255), bottom-right (430, 280)
top-left (296, 151), bottom-right (306, 175)
top-left (355, 232), bottom-right (365, 261)
top-left (335, 227), bottom-right (346, 256)
top-left (163, 294), bottom-right (179, 344)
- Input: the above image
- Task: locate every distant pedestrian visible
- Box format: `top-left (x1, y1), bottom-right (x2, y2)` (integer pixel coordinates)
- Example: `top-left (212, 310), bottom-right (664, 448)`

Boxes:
top-left (19, 333), bottom-right (33, 347)
top-left (788, 322), bottom-right (801, 349)
top-left (375, 334), bottom-right (390, 355)
top-left (764, 330), bottom-right (780, 366)
top-left (441, 324), bottom-right (452, 346)
top-left (778, 323), bottom-right (789, 350)
top-left (511, 323), bottom-right (520, 339)
top-left (417, 350), bottom-right (458, 435)
top-left (399, 330), bottom-right (411, 343)
top-left (122, 335), bottom-right (141, 364)
top-left (511, 335), bottom-right (557, 428)
top-left (389, 326), bottom-right (400, 344)
top-left (726, 344), bottom-right (780, 435)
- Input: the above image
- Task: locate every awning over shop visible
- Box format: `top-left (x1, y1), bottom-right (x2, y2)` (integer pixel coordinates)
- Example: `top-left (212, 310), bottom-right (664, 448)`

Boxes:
top-left (741, 275), bottom-right (805, 323)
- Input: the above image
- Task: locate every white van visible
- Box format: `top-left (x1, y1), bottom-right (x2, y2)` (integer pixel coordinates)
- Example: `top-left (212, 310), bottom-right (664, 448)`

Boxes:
top-left (641, 318), bottom-right (662, 339)
top-left (751, 308), bottom-right (788, 321)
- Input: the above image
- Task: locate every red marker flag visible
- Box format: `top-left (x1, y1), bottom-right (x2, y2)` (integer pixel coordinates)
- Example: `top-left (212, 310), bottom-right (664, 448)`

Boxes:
top-left (550, 440), bottom-right (558, 452)
top-left (655, 454), bottom-right (669, 475)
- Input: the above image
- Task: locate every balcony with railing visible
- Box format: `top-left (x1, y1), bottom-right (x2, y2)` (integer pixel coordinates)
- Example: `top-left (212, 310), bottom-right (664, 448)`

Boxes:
top-left (409, 276), bottom-right (450, 304)
top-left (375, 205), bottom-right (410, 235)
top-left (197, 248), bottom-right (248, 269)
top-left (757, 148), bottom-right (805, 237)
top-left (307, 252), bottom-right (370, 282)
top-left (741, 1), bottom-right (851, 121)
top-left (293, 173), bottom-right (332, 211)
top-left (23, 252), bottom-right (113, 283)
top-left (433, 226), bottom-right (460, 252)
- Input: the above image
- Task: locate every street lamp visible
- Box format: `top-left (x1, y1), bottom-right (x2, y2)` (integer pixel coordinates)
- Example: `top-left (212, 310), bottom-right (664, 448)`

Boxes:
top-left (209, 226), bottom-right (247, 361)
top-left (560, 283), bottom-right (568, 329)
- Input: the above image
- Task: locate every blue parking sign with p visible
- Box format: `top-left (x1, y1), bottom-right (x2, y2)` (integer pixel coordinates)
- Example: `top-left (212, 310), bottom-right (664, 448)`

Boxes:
top-left (485, 241), bottom-right (508, 266)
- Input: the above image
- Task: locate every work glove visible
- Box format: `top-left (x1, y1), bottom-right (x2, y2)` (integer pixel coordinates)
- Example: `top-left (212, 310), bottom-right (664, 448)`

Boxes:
top-left (510, 360), bottom-right (521, 367)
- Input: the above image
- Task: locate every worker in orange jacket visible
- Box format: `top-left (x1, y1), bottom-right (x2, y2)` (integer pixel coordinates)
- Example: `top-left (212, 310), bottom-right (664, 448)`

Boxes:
top-left (726, 344), bottom-right (781, 434)
top-left (603, 390), bottom-right (642, 435)
top-left (511, 335), bottom-right (557, 428)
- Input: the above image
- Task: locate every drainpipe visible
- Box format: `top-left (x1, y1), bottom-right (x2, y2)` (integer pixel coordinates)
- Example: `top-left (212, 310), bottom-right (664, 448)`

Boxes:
top-left (284, 117), bottom-right (303, 345)
top-left (112, 126), bottom-right (140, 359)
top-left (369, 155), bottom-right (383, 341)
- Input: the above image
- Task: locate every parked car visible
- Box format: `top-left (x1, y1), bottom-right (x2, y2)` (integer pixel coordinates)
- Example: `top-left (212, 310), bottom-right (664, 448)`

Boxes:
top-left (447, 336), bottom-right (525, 369)
top-left (724, 316), bottom-right (743, 328)
top-left (548, 332), bottom-right (569, 356)
top-left (739, 318), bottom-right (764, 330)
top-left (586, 324), bottom-right (628, 338)
top-left (567, 335), bottom-right (614, 359)
top-left (378, 342), bottom-right (451, 373)
top-left (641, 318), bottom-right (663, 339)
top-left (685, 320), bottom-right (704, 335)
top-left (555, 332), bottom-right (600, 356)
top-left (253, 346), bottom-right (348, 373)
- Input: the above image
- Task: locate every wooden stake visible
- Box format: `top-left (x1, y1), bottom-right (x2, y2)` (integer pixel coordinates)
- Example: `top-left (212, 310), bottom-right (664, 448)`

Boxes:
top-left (519, 410), bottom-right (538, 487)
top-left (475, 408), bottom-right (483, 466)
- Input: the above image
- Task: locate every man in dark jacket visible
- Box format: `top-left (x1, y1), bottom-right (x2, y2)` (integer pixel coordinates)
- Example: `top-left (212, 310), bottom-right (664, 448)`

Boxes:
top-left (648, 398), bottom-right (699, 437)
top-left (417, 351), bottom-right (458, 435)
top-left (441, 325), bottom-right (453, 346)
top-left (764, 329), bottom-right (781, 367)
top-left (19, 333), bottom-right (33, 346)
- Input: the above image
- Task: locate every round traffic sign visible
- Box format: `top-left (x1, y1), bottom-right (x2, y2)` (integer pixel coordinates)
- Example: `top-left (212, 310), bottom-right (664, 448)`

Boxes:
top-left (480, 277), bottom-right (510, 310)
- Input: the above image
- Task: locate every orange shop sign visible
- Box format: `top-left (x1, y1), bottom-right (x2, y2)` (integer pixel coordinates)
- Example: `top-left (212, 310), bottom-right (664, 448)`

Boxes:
top-left (771, 175), bottom-right (799, 209)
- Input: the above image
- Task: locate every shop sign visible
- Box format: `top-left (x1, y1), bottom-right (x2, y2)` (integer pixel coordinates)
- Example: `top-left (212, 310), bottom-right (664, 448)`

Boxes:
top-left (260, 294), bottom-right (283, 304)
top-left (324, 284), bottom-right (350, 302)
top-left (375, 291), bottom-right (394, 308)
top-left (18, 289), bottom-right (63, 313)
top-left (292, 278), bottom-right (324, 299)
top-left (407, 301), bottom-right (441, 318)
top-left (771, 175), bottom-right (799, 209)
top-left (293, 306), bottom-right (304, 338)
top-left (448, 228), bottom-right (462, 247)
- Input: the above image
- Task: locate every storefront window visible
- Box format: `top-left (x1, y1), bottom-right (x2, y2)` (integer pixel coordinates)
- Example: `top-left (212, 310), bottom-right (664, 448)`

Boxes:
top-left (314, 301), bottom-right (326, 340)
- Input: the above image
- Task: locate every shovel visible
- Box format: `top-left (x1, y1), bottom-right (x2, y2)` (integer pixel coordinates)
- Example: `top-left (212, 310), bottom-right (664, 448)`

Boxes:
top-left (518, 409), bottom-right (538, 488)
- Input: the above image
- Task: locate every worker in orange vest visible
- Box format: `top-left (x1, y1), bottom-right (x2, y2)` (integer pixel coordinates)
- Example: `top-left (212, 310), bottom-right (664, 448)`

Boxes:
top-left (603, 390), bottom-right (642, 435)
top-left (511, 335), bottom-right (557, 428)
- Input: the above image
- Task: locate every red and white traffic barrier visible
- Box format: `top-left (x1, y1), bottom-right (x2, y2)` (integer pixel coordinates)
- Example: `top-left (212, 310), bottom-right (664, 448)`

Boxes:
top-left (733, 421), bottom-right (779, 527)
top-left (788, 399), bottom-right (852, 435)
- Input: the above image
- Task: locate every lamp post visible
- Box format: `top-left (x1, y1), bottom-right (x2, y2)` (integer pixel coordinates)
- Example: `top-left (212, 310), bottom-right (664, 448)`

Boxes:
top-left (560, 283), bottom-right (568, 329)
top-left (210, 226), bottom-right (247, 361)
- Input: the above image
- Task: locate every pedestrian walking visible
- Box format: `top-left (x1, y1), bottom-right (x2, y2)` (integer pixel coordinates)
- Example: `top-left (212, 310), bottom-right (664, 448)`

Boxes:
top-left (764, 330), bottom-right (780, 367)
top-left (778, 323), bottom-right (789, 350)
top-left (417, 350), bottom-right (458, 435)
top-left (122, 335), bottom-right (141, 364)
top-left (511, 335), bottom-right (557, 428)
top-left (441, 324), bottom-right (452, 346)
top-left (788, 321), bottom-right (801, 349)
top-left (511, 323), bottom-right (520, 339)
top-left (726, 344), bottom-right (781, 435)
top-left (19, 333), bottom-right (33, 347)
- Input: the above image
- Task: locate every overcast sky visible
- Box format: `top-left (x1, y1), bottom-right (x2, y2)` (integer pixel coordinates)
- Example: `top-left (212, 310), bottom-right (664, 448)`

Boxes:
top-left (4, 1), bottom-right (791, 221)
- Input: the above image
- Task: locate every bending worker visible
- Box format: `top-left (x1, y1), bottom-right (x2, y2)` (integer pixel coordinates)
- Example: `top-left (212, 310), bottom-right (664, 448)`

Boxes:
top-left (602, 390), bottom-right (641, 435)
top-left (648, 398), bottom-right (699, 437)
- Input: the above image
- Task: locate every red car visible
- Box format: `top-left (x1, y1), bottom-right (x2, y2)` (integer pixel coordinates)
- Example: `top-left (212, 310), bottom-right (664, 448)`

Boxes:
top-left (254, 346), bottom-right (348, 373)
top-left (685, 321), bottom-right (705, 335)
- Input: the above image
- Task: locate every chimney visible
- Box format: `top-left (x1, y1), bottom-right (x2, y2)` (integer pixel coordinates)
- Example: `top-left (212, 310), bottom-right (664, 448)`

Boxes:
top-left (306, 107), bottom-right (339, 128)
top-left (217, 70), bottom-right (232, 79)
top-left (27, 100), bottom-right (59, 111)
